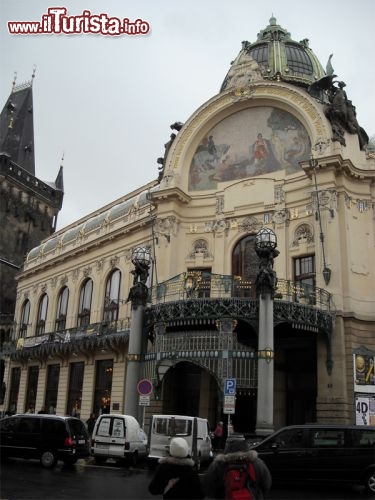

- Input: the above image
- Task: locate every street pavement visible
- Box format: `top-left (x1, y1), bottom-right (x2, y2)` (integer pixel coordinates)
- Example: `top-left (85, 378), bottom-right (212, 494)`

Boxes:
top-left (0, 457), bottom-right (369, 500)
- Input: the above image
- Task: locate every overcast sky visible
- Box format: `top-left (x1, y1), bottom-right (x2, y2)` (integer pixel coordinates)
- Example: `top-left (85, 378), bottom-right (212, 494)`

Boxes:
top-left (1, 0), bottom-right (374, 231)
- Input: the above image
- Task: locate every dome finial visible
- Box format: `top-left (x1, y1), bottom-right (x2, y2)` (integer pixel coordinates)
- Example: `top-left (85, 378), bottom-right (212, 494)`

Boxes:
top-left (270, 14), bottom-right (277, 25)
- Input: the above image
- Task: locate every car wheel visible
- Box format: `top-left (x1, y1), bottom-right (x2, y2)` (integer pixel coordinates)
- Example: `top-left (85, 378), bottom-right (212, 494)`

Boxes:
top-left (128, 451), bottom-right (138, 467)
top-left (364, 469), bottom-right (375, 494)
top-left (40, 450), bottom-right (57, 468)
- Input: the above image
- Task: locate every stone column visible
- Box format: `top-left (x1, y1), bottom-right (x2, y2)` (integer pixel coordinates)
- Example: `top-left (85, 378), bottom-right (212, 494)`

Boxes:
top-left (254, 231), bottom-right (279, 436)
top-left (124, 248), bottom-right (150, 419)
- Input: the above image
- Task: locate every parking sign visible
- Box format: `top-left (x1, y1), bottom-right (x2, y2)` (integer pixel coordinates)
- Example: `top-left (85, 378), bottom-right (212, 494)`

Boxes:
top-left (224, 378), bottom-right (236, 395)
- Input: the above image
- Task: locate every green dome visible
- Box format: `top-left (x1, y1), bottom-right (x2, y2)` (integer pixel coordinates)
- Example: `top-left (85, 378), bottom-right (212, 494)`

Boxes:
top-left (221, 17), bottom-right (326, 91)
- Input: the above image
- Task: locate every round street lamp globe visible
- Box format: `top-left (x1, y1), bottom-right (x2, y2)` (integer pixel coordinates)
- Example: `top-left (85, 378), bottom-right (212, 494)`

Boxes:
top-left (131, 246), bottom-right (151, 267)
top-left (256, 227), bottom-right (277, 250)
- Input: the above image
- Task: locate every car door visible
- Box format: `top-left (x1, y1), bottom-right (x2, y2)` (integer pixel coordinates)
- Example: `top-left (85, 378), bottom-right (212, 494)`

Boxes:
top-left (306, 427), bottom-right (352, 482)
top-left (0, 416), bottom-right (20, 457)
top-left (93, 415), bottom-right (112, 457)
top-left (107, 416), bottom-right (127, 459)
top-left (254, 427), bottom-right (308, 482)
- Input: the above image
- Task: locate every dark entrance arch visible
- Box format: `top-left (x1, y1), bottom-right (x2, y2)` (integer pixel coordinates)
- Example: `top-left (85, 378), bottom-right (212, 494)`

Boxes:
top-left (162, 361), bottom-right (219, 427)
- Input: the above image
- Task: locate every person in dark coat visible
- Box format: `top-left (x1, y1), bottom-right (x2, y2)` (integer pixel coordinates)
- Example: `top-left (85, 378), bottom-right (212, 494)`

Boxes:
top-left (149, 437), bottom-right (205, 499)
top-left (202, 433), bottom-right (272, 499)
top-left (86, 413), bottom-right (96, 435)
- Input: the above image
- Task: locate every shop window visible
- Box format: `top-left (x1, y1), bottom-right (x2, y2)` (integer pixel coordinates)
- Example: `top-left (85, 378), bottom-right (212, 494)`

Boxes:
top-left (25, 366), bottom-right (39, 413)
top-left (66, 362), bottom-right (84, 417)
top-left (8, 367), bottom-right (21, 414)
top-left (44, 364), bottom-right (60, 414)
top-left (93, 359), bottom-right (113, 416)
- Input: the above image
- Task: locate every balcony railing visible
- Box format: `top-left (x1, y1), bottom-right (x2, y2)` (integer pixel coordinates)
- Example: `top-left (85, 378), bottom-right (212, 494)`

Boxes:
top-left (4, 318), bottom-right (131, 357)
top-left (150, 273), bottom-right (332, 311)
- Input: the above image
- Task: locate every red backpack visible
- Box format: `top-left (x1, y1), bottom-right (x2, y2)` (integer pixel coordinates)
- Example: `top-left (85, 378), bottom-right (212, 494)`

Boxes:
top-left (223, 462), bottom-right (257, 500)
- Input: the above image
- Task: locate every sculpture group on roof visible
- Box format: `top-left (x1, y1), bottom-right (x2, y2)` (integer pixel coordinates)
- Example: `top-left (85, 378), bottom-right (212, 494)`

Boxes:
top-left (308, 55), bottom-right (369, 151)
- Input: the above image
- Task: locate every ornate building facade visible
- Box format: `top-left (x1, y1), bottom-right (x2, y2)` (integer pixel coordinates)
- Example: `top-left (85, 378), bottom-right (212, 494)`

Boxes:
top-left (1, 18), bottom-right (374, 433)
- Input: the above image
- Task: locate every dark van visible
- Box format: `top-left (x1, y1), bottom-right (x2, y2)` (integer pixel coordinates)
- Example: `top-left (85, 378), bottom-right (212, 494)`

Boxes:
top-left (0, 414), bottom-right (90, 468)
top-left (250, 424), bottom-right (375, 493)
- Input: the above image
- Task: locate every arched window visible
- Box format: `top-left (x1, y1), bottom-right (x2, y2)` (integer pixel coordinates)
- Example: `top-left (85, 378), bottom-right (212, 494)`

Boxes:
top-left (55, 286), bottom-right (69, 331)
top-left (232, 235), bottom-right (259, 298)
top-left (36, 294), bottom-right (49, 335)
top-left (103, 269), bottom-right (121, 322)
top-left (19, 300), bottom-right (30, 338)
top-left (77, 279), bottom-right (93, 327)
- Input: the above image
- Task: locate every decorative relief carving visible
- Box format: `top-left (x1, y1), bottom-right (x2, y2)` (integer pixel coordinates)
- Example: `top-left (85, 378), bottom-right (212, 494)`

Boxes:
top-left (96, 259), bottom-right (104, 271)
top-left (216, 196), bottom-right (224, 214)
top-left (189, 239), bottom-right (211, 259)
top-left (292, 224), bottom-right (314, 247)
top-left (155, 216), bottom-right (178, 240)
top-left (273, 210), bottom-right (289, 224)
top-left (110, 256), bottom-right (119, 268)
top-left (60, 275), bottom-right (68, 286)
top-left (274, 185), bottom-right (285, 205)
top-left (238, 216), bottom-right (262, 233)
top-left (72, 269), bottom-right (79, 283)
top-left (82, 266), bottom-right (92, 278)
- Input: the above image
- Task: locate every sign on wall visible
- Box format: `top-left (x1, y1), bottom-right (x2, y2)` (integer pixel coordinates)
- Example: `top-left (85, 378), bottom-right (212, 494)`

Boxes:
top-left (353, 348), bottom-right (375, 394)
top-left (355, 394), bottom-right (375, 426)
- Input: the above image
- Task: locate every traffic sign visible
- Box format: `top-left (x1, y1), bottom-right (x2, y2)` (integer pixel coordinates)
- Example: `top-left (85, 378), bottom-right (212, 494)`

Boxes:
top-left (137, 378), bottom-right (153, 396)
top-left (139, 395), bottom-right (150, 406)
top-left (223, 395), bottom-right (235, 414)
top-left (224, 378), bottom-right (236, 395)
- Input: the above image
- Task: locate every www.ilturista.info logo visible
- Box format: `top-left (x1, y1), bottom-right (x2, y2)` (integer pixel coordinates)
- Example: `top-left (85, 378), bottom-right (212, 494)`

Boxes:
top-left (8, 7), bottom-right (151, 36)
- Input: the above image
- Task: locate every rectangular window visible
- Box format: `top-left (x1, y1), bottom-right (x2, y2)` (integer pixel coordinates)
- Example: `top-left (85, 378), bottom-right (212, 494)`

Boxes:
top-left (45, 364), bottom-right (60, 414)
top-left (294, 255), bottom-right (315, 304)
top-left (25, 366), bottom-right (39, 413)
top-left (66, 362), bottom-right (84, 417)
top-left (310, 429), bottom-right (345, 448)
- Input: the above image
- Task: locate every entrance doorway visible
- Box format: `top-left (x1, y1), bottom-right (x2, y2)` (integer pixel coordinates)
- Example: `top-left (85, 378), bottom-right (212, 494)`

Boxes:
top-left (162, 361), bottom-right (218, 428)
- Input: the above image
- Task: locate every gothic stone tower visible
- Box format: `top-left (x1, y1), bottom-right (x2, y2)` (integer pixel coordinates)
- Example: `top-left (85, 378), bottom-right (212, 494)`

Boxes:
top-left (0, 77), bottom-right (64, 393)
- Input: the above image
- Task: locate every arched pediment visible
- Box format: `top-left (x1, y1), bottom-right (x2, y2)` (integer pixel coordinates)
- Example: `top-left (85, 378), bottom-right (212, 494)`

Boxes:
top-left (163, 83), bottom-right (331, 192)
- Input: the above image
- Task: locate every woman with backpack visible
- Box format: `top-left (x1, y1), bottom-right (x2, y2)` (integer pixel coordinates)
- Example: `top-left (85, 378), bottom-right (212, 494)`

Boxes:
top-left (148, 437), bottom-right (205, 499)
top-left (202, 433), bottom-right (272, 499)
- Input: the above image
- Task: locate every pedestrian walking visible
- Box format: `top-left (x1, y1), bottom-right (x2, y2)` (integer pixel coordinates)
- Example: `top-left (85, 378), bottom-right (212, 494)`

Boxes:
top-left (213, 421), bottom-right (224, 451)
top-left (86, 413), bottom-right (97, 435)
top-left (202, 433), bottom-right (272, 499)
top-left (149, 436), bottom-right (205, 499)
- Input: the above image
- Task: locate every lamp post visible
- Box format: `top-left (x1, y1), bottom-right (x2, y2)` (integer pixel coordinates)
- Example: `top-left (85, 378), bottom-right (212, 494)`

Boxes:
top-left (255, 227), bottom-right (279, 436)
top-left (124, 247), bottom-right (151, 419)
top-left (310, 157), bottom-right (331, 285)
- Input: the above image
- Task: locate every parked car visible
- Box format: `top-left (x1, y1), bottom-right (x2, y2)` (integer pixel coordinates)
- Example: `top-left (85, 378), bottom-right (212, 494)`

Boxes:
top-left (91, 414), bottom-right (148, 465)
top-left (0, 413), bottom-right (90, 468)
top-left (249, 424), bottom-right (375, 493)
top-left (147, 414), bottom-right (212, 470)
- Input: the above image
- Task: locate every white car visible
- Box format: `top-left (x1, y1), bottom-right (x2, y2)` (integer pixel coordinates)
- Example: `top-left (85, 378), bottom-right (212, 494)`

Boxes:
top-left (91, 414), bottom-right (148, 465)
